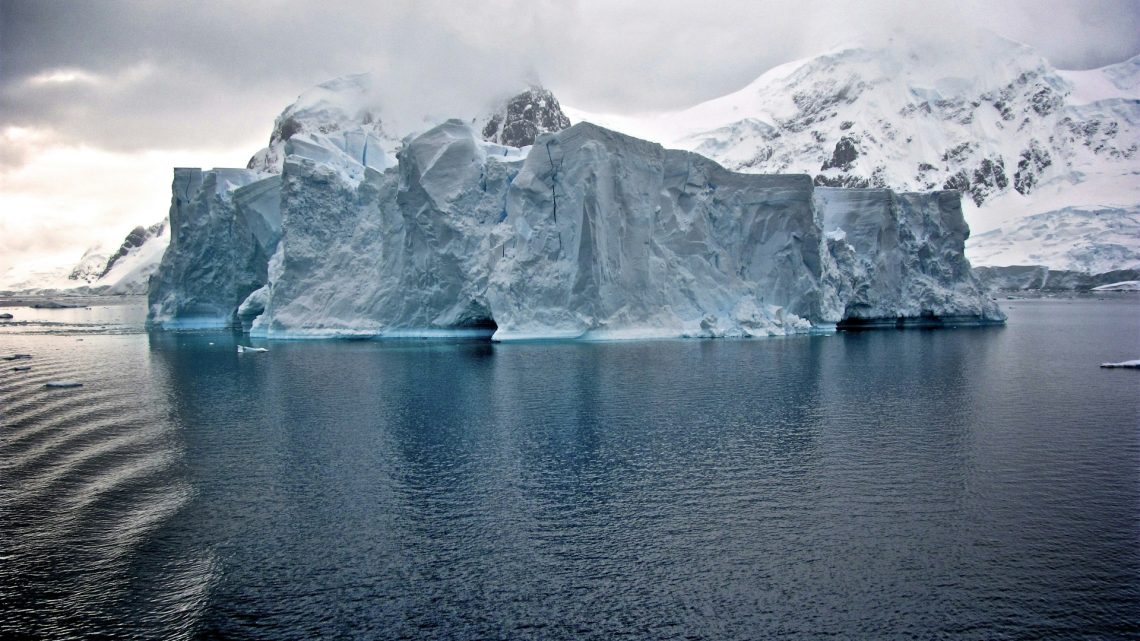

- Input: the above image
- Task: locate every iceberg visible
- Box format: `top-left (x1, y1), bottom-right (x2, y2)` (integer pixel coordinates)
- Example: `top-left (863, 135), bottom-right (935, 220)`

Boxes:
top-left (488, 123), bottom-right (836, 339)
top-left (147, 82), bottom-right (1004, 339)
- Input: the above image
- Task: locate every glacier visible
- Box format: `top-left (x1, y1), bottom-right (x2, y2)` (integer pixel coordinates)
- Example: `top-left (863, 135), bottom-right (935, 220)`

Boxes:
top-left (147, 105), bottom-right (1004, 339)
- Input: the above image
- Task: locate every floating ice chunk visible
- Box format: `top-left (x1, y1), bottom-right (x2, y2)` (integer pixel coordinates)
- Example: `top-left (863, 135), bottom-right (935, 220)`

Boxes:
top-left (45, 381), bottom-right (83, 388)
top-left (1099, 359), bottom-right (1140, 368)
top-left (237, 345), bottom-right (268, 353)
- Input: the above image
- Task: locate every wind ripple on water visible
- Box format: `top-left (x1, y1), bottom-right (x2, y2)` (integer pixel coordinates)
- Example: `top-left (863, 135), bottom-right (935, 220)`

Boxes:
top-left (0, 338), bottom-right (200, 640)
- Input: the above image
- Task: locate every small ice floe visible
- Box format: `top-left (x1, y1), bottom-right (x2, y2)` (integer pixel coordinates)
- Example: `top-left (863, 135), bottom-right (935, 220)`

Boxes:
top-left (13, 366), bottom-right (31, 372)
top-left (45, 381), bottom-right (83, 388)
top-left (1092, 281), bottom-right (1140, 292)
top-left (2, 354), bottom-right (32, 361)
top-left (237, 345), bottom-right (268, 353)
top-left (1100, 359), bottom-right (1140, 369)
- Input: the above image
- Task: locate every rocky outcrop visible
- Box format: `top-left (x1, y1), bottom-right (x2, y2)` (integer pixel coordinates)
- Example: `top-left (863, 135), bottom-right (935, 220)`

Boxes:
top-left (481, 87), bottom-right (571, 148)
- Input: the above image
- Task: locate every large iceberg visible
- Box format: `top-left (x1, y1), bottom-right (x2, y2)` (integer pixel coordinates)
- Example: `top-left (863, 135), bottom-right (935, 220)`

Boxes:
top-left (147, 85), bottom-right (1003, 339)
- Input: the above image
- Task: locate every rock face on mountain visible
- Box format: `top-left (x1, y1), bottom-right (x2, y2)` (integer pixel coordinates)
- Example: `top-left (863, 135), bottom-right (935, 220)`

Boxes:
top-left (148, 113), bottom-right (1003, 337)
top-left (973, 265), bottom-right (1140, 291)
top-left (99, 221), bottom-right (166, 279)
top-left (481, 87), bottom-right (572, 148)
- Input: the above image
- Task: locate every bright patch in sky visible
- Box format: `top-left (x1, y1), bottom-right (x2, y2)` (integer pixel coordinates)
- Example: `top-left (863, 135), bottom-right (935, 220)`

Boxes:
top-left (26, 68), bottom-right (102, 86)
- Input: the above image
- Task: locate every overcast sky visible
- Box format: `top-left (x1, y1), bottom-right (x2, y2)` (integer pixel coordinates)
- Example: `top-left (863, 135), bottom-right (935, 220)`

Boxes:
top-left (2, 0), bottom-right (1139, 277)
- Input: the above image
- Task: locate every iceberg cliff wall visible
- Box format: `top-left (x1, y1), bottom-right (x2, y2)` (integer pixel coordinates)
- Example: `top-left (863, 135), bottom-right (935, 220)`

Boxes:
top-left (817, 188), bottom-right (1004, 325)
top-left (147, 121), bottom-right (1003, 338)
top-left (488, 123), bottom-right (837, 339)
top-left (147, 168), bottom-right (273, 328)
top-left (250, 120), bottom-right (519, 338)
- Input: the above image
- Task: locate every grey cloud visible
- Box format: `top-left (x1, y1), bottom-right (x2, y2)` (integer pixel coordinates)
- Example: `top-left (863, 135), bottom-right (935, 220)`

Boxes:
top-left (1, 0), bottom-right (1138, 161)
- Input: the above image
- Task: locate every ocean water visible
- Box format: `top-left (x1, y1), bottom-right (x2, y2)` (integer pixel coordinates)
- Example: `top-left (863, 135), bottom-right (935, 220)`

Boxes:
top-left (1, 296), bottom-right (1138, 640)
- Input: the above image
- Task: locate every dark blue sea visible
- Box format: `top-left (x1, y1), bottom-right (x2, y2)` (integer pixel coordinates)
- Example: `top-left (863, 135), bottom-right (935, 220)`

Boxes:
top-left (1, 296), bottom-right (1138, 640)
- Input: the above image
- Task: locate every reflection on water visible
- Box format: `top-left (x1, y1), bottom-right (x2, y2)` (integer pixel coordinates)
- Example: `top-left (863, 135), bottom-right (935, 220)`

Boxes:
top-left (2, 297), bottom-right (1138, 639)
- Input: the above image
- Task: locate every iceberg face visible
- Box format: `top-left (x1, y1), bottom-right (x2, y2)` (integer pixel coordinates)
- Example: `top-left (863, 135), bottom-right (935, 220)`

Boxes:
top-left (147, 168), bottom-right (273, 328)
top-left (149, 116), bottom-right (1004, 338)
top-left (249, 120), bottom-right (519, 338)
top-left (487, 123), bottom-right (836, 339)
top-left (817, 188), bottom-right (1005, 325)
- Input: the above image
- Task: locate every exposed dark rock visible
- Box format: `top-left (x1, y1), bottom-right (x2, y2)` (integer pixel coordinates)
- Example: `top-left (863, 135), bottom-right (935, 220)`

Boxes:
top-left (783, 77), bottom-right (867, 132)
top-left (1014, 140), bottom-right (1053, 195)
top-left (943, 157), bottom-right (1008, 206)
top-left (1029, 85), bottom-right (1063, 116)
top-left (814, 173), bottom-right (870, 188)
top-left (821, 136), bottom-right (859, 171)
top-left (100, 220), bottom-right (166, 278)
top-left (942, 170), bottom-right (970, 194)
top-left (941, 142), bottom-right (974, 164)
top-left (974, 265), bottom-right (1140, 291)
top-left (481, 86), bottom-right (571, 148)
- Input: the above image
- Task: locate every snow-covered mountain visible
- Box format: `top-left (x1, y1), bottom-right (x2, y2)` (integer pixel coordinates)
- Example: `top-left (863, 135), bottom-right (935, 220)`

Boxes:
top-left (0, 221), bottom-right (168, 295)
top-left (245, 73), bottom-right (400, 178)
top-left (566, 31), bottom-right (1140, 272)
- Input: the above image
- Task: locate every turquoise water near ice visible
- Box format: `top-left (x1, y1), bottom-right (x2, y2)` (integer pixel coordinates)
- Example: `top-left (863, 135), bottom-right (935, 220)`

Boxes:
top-left (1, 296), bottom-right (1138, 639)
